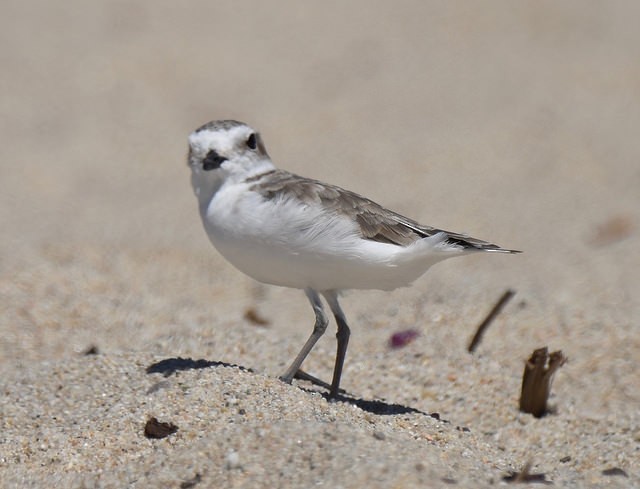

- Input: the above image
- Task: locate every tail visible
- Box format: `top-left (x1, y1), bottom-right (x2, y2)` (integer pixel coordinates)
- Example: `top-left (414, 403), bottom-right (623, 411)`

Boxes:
top-left (441, 231), bottom-right (521, 254)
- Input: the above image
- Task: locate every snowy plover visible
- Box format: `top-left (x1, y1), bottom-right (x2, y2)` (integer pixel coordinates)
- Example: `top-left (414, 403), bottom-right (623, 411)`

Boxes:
top-left (187, 120), bottom-right (520, 398)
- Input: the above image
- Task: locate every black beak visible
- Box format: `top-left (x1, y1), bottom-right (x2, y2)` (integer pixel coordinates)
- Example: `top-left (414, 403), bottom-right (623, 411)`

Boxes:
top-left (202, 150), bottom-right (227, 171)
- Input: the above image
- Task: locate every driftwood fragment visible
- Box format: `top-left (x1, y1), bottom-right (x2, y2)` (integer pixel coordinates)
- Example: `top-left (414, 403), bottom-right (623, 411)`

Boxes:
top-left (519, 347), bottom-right (566, 417)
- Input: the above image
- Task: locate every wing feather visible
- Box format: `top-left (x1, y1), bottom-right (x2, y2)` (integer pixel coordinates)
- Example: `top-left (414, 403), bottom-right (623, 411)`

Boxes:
top-left (249, 170), bottom-right (519, 253)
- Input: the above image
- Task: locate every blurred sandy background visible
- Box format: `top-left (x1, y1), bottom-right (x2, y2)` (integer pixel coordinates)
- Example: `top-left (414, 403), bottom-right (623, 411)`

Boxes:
top-left (1, 1), bottom-right (638, 487)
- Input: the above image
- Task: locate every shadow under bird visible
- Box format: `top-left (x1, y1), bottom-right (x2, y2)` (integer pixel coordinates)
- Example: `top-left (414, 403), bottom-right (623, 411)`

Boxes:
top-left (187, 120), bottom-right (520, 399)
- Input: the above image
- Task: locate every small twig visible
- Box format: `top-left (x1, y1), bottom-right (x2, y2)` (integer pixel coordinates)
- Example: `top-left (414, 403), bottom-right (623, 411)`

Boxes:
top-left (468, 289), bottom-right (516, 353)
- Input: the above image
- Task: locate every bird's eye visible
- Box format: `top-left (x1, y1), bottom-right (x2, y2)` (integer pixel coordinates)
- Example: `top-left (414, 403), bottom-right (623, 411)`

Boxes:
top-left (246, 133), bottom-right (257, 150)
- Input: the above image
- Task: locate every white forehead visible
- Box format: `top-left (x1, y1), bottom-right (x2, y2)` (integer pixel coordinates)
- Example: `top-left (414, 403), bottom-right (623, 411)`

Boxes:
top-left (188, 124), bottom-right (253, 154)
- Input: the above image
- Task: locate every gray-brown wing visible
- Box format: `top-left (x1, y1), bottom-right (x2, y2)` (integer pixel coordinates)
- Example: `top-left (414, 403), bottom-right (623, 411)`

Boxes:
top-left (249, 170), bottom-right (517, 252)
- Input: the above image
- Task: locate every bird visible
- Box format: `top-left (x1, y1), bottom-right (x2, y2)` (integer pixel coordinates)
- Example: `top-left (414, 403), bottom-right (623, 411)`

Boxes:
top-left (187, 119), bottom-right (520, 398)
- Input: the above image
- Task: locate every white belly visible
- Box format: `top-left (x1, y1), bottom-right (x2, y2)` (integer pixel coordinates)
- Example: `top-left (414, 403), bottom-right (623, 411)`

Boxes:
top-left (201, 184), bottom-right (459, 291)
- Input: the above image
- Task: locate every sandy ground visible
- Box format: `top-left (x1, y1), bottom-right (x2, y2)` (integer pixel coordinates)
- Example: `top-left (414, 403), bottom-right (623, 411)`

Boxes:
top-left (1, 1), bottom-right (639, 487)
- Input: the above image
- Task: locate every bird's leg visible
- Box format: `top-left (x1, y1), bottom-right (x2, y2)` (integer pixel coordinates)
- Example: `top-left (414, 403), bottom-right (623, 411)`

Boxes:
top-left (279, 289), bottom-right (328, 384)
top-left (322, 291), bottom-right (351, 399)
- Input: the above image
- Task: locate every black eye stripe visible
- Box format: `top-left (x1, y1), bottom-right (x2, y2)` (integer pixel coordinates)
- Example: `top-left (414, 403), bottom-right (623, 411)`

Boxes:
top-left (246, 133), bottom-right (257, 150)
top-left (202, 150), bottom-right (226, 171)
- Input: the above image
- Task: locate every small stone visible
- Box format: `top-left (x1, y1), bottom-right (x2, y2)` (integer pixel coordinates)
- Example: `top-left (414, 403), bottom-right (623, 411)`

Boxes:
top-left (225, 451), bottom-right (241, 469)
top-left (180, 473), bottom-right (202, 489)
top-left (83, 345), bottom-right (99, 355)
top-left (602, 467), bottom-right (628, 477)
top-left (373, 430), bottom-right (386, 440)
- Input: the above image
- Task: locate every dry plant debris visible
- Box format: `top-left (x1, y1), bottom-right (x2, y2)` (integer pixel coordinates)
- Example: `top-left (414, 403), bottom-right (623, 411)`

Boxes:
top-left (144, 417), bottom-right (179, 439)
top-left (519, 347), bottom-right (567, 417)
